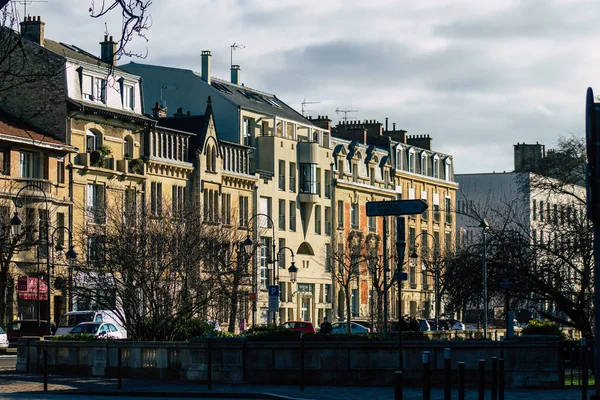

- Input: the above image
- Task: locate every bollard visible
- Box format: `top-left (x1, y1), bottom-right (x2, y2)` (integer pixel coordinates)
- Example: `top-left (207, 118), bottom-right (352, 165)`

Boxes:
top-left (458, 362), bottom-right (465, 400)
top-left (444, 348), bottom-right (451, 400)
top-left (395, 370), bottom-right (403, 400)
top-left (499, 358), bottom-right (504, 400)
top-left (117, 347), bottom-right (122, 390)
top-left (207, 334), bottom-right (212, 390)
top-left (581, 338), bottom-right (587, 400)
top-left (422, 351), bottom-right (431, 400)
top-left (300, 333), bottom-right (305, 392)
top-left (43, 349), bottom-right (48, 392)
top-left (491, 357), bottom-right (498, 400)
top-left (478, 359), bottom-right (485, 400)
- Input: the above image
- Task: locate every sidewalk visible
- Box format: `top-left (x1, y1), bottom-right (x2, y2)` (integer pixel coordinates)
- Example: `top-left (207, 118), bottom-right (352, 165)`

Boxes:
top-left (0, 371), bottom-right (588, 399)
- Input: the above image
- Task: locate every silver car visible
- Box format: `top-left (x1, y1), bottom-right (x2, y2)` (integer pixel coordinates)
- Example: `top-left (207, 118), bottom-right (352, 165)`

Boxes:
top-left (0, 327), bottom-right (8, 352)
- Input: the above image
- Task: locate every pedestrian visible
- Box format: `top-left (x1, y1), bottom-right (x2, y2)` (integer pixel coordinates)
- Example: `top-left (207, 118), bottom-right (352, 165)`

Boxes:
top-left (320, 316), bottom-right (332, 334)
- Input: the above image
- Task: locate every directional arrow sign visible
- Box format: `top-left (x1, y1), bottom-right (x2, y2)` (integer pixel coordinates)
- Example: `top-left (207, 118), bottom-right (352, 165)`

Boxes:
top-left (366, 200), bottom-right (429, 216)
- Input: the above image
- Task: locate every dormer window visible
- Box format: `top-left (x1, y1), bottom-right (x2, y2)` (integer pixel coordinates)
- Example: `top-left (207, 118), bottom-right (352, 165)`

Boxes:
top-left (433, 155), bottom-right (440, 178)
top-left (421, 153), bottom-right (428, 176)
top-left (122, 84), bottom-right (134, 110)
top-left (408, 148), bottom-right (415, 173)
top-left (82, 74), bottom-right (106, 104)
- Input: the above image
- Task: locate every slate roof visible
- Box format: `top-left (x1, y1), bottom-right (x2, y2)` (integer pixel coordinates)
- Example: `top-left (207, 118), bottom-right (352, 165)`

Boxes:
top-left (157, 115), bottom-right (207, 154)
top-left (44, 38), bottom-right (133, 75)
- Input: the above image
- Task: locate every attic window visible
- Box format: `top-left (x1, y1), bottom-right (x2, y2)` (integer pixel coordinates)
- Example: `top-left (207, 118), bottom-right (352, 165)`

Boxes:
top-left (213, 82), bottom-right (232, 94)
top-left (263, 96), bottom-right (281, 108)
top-left (238, 90), bottom-right (262, 103)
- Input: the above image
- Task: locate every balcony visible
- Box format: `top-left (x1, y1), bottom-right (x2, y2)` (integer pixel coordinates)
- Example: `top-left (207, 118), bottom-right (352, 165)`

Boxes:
top-left (12, 178), bottom-right (53, 197)
top-left (76, 152), bottom-right (115, 171)
top-left (117, 159), bottom-right (146, 175)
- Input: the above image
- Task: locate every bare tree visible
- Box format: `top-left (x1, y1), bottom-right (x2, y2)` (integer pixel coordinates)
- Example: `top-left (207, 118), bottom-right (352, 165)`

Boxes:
top-left (330, 231), bottom-right (365, 333)
top-left (89, 0), bottom-right (152, 61)
top-left (71, 195), bottom-right (217, 341)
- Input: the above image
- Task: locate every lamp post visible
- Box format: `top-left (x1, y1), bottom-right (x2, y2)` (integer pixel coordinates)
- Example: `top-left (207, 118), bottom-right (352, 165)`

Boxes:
top-left (277, 246), bottom-right (296, 321)
top-left (51, 226), bottom-right (77, 313)
top-left (11, 183), bottom-right (51, 332)
top-left (480, 219), bottom-right (489, 339)
top-left (245, 213), bottom-right (277, 325)
top-left (410, 231), bottom-right (440, 330)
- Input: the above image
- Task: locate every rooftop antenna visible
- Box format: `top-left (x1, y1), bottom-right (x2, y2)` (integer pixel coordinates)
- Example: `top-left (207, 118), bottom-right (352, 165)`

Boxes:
top-left (301, 99), bottom-right (320, 116)
top-left (11, 0), bottom-right (47, 18)
top-left (335, 108), bottom-right (359, 122)
top-left (160, 85), bottom-right (177, 106)
top-left (230, 42), bottom-right (245, 67)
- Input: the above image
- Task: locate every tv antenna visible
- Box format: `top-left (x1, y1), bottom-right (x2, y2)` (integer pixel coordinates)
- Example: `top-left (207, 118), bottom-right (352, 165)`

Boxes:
top-left (335, 108), bottom-right (359, 122)
top-left (230, 42), bottom-right (245, 67)
top-left (301, 99), bottom-right (320, 116)
top-left (11, 0), bottom-right (47, 18)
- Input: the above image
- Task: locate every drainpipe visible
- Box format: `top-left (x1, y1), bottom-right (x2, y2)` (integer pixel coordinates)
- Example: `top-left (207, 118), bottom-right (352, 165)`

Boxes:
top-left (329, 162), bottom-right (337, 320)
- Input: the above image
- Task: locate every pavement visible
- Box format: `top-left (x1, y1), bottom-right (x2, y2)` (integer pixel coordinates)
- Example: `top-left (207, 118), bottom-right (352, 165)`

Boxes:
top-left (0, 371), bottom-right (589, 400)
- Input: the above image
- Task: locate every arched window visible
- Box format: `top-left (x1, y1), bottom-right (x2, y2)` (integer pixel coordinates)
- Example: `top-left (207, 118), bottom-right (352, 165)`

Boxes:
top-left (123, 136), bottom-right (133, 159)
top-left (86, 130), bottom-right (101, 152)
top-left (211, 145), bottom-right (217, 172)
top-left (206, 146), bottom-right (213, 171)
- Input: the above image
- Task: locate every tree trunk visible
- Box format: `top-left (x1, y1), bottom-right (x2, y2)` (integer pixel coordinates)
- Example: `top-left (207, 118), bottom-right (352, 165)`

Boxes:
top-left (228, 277), bottom-right (239, 333)
top-left (0, 264), bottom-right (8, 327)
top-left (345, 287), bottom-right (352, 333)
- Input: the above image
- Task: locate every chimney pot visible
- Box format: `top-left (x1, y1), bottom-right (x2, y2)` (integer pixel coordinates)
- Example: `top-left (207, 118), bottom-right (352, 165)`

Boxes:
top-left (202, 50), bottom-right (212, 84)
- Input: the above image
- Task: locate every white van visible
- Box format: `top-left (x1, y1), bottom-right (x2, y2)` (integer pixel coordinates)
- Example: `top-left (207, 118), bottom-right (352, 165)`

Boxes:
top-left (56, 310), bottom-right (126, 338)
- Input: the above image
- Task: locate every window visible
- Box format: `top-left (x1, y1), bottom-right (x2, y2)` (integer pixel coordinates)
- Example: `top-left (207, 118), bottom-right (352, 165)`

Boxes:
top-left (433, 157), bottom-right (439, 178)
top-left (278, 238), bottom-right (286, 269)
top-left (0, 148), bottom-right (9, 175)
top-left (172, 186), bottom-right (186, 216)
top-left (316, 167), bottom-right (321, 196)
top-left (444, 197), bottom-right (452, 224)
top-left (222, 193), bottom-right (231, 224)
top-left (82, 74), bottom-right (106, 103)
top-left (300, 163), bottom-right (317, 194)
top-left (37, 209), bottom-right (48, 258)
top-left (151, 182), bottom-right (163, 216)
top-left (289, 201), bottom-right (296, 231)
top-left (243, 117), bottom-right (253, 146)
top-left (289, 162), bottom-right (296, 192)
top-left (324, 170), bottom-right (331, 198)
top-left (124, 188), bottom-right (136, 226)
top-left (278, 160), bottom-right (285, 190)
top-left (239, 196), bottom-right (249, 226)
top-left (56, 212), bottom-right (65, 246)
top-left (19, 151), bottom-right (38, 178)
top-left (261, 121), bottom-right (269, 136)
top-left (408, 150), bottom-right (415, 173)
top-left (86, 130), bottom-right (101, 152)
top-left (203, 189), bottom-right (219, 222)
top-left (278, 199), bottom-right (285, 230)
top-left (123, 137), bottom-right (133, 158)
top-left (259, 197), bottom-right (272, 227)
top-left (337, 200), bottom-right (344, 228)
top-left (351, 289), bottom-right (359, 317)
top-left (433, 204), bottom-right (440, 223)
top-left (445, 231), bottom-right (452, 253)
top-left (57, 157), bottom-right (65, 184)
top-left (87, 235), bottom-right (106, 267)
top-left (368, 215), bottom-right (376, 232)
top-left (421, 154), bottom-right (428, 176)
top-left (315, 205), bottom-right (321, 235)
top-left (325, 207), bottom-right (332, 235)
top-left (351, 203), bottom-right (359, 229)
top-left (122, 84), bottom-right (134, 109)
top-left (259, 237), bottom-right (271, 289)
top-left (86, 184), bottom-right (105, 224)
top-left (539, 201), bottom-right (544, 221)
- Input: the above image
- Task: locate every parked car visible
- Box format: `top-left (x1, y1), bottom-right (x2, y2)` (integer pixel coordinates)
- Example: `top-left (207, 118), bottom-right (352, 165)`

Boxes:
top-left (56, 310), bottom-right (123, 337)
top-left (6, 320), bottom-right (54, 343)
top-left (330, 321), bottom-right (370, 334)
top-left (282, 321), bottom-right (316, 334)
top-left (418, 319), bottom-right (431, 332)
top-left (447, 319), bottom-right (466, 330)
top-left (351, 320), bottom-right (376, 332)
top-left (0, 327), bottom-right (8, 352)
top-left (68, 322), bottom-right (124, 339)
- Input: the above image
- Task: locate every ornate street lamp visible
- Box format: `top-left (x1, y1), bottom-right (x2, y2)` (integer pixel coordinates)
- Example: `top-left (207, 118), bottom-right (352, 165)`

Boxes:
top-left (288, 261), bottom-right (298, 284)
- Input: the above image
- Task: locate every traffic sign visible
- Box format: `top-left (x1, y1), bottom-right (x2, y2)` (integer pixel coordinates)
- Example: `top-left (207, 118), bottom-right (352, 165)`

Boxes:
top-left (366, 200), bottom-right (429, 216)
top-left (268, 285), bottom-right (279, 297)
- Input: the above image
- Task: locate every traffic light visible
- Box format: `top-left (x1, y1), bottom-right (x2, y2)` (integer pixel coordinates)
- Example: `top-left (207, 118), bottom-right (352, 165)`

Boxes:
top-left (585, 88), bottom-right (600, 221)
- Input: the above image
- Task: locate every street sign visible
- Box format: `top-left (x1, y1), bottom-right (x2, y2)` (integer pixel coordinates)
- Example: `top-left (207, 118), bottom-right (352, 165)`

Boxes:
top-left (268, 285), bottom-right (279, 313)
top-left (268, 285), bottom-right (279, 297)
top-left (366, 200), bottom-right (428, 216)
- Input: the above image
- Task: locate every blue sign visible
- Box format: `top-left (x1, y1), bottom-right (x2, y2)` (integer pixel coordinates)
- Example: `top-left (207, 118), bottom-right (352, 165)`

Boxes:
top-left (268, 285), bottom-right (279, 297)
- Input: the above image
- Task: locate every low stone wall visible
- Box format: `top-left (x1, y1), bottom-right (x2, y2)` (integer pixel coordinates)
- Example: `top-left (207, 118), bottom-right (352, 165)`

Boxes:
top-left (16, 337), bottom-right (563, 388)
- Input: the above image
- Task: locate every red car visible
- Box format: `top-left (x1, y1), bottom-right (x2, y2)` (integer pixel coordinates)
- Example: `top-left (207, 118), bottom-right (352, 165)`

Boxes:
top-left (282, 321), bottom-right (316, 334)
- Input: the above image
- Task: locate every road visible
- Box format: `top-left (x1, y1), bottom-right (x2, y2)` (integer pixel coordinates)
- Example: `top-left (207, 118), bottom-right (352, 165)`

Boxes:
top-left (0, 354), bottom-right (16, 369)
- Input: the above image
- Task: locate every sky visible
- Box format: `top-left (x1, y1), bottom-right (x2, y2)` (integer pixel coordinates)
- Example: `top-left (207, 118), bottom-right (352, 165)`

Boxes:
top-left (16, 0), bottom-right (600, 174)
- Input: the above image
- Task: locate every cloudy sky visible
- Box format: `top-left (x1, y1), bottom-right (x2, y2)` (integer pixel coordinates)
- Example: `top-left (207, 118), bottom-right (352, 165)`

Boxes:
top-left (20, 0), bottom-right (599, 173)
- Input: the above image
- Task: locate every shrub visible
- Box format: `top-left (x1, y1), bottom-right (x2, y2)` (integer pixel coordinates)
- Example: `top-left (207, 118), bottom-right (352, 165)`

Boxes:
top-left (522, 319), bottom-right (566, 338)
top-left (242, 325), bottom-right (300, 341)
top-left (48, 333), bottom-right (112, 341)
top-left (129, 158), bottom-right (144, 174)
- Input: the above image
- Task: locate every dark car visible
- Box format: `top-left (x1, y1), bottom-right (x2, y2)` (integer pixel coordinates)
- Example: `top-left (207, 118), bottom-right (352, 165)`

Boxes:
top-left (6, 320), bottom-right (54, 343)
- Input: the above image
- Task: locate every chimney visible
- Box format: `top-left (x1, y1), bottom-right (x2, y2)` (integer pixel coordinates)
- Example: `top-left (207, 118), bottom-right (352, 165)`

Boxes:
top-left (231, 65), bottom-right (241, 85)
top-left (100, 35), bottom-right (117, 66)
top-left (201, 50), bottom-right (212, 84)
top-left (20, 16), bottom-right (45, 45)
top-left (151, 101), bottom-right (167, 118)
top-left (311, 115), bottom-right (331, 131)
top-left (407, 134), bottom-right (432, 150)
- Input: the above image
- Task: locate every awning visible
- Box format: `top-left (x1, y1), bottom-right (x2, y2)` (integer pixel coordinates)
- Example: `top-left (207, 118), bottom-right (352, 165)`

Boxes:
top-left (17, 276), bottom-right (48, 300)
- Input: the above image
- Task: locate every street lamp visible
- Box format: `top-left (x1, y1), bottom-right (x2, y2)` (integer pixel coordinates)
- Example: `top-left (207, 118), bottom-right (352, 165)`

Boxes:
top-left (12, 183), bottom-right (51, 333)
top-left (245, 213), bottom-right (277, 325)
top-left (480, 219), bottom-right (490, 339)
top-left (410, 231), bottom-right (440, 331)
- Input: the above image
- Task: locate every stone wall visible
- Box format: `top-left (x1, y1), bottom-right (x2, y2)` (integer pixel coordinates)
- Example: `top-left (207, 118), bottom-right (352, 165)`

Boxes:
top-left (16, 337), bottom-right (563, 388)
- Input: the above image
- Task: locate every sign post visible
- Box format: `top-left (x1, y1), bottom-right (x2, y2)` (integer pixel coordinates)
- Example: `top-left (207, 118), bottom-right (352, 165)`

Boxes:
top-left (268, 285), bottom-right (279, 315)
